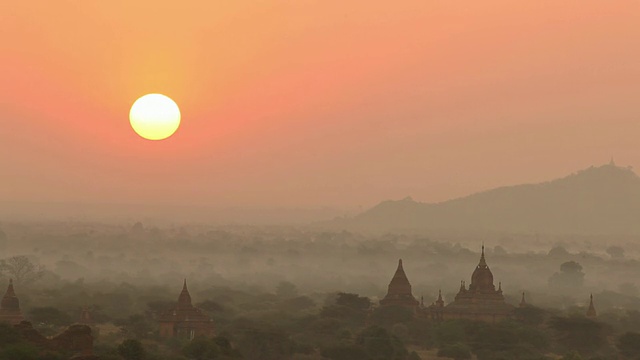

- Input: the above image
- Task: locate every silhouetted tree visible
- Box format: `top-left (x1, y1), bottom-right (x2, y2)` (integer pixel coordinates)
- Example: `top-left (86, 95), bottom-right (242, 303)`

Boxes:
top-left (437, 343), bottom-right (471, 360)
top-left (321, 344), bottom-right (370, 360)
top-left (29, 307), bottom-right (71, 327)
top-left (548, 246), bottom-right (569, 258)
top-left (335, 292), bottom-right (371, 310)
top-left (356, 325), bottom-right (408, 360)
top-left (0, 256), bottom-right (45, 286)
top-left (280, 296), bottom-right (316, 312)
top-left (371, 305), bottom-right (414, 328)
top-left (513, 305), bottom-right (546, 326)
top-left (238, 328), bottom-right (292, 360)
top-left (183, 338), bottom-right (220, 359)
top-left (276, 281), bottom-right (298, 298)
top-left (559, 351), bottom-right (583, 360)
top-left (617, 332), bottom-right (640, 358)
top-left (606, 245), bottom-right (625, 259)
top-left (549, 261), bottom-right (585, 289)
top-left (118, 339), bottom-right (146, 360)
top-left (116, 314), bottom-right (154, 339)
top-left (549, 316), bottom-right (608, 355)
top-left (0, 322), bottom-right (22, 346)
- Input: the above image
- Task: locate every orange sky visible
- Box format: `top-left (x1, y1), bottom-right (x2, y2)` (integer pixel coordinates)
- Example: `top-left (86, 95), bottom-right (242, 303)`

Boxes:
top-left (1, 1), bottom-right (639, 209)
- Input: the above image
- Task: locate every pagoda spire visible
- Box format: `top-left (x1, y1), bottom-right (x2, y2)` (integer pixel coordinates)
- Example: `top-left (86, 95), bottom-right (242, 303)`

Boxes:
top-left (520, 292), bottom-right (527, 307)
top-left (478, 244), bottom-right (487, 268)
top-left (177, 278), bottom-right (192, 309)
top-left (436, 289), bottom-right (444, 307)
top-left (0, 278), bottom-right (24, 324)
top-left (5, 279), bottom-right (15, 297)
top-left (586, 294), bottom-right (597, 318)
top-left (1, 279), bottom-right (19, 310)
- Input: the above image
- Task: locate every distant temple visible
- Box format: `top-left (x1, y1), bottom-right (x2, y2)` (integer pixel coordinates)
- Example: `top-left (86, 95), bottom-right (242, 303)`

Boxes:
top-left (0, 279), bottom-right (24, 325)
top-left (586, 294), bottom-right (597, 318)
top-left (159, 279), bottom-right (215, 339)
top-left (520, 292), bottom-right (527, 308)
top-left (0, 280), bottom-right (96, 358)
top-left (436, 245), bottom-right (515, 322)
top-left (379, 259), bottom-right (419, 309)
top-left (381, 247), bottom-right (519, 322)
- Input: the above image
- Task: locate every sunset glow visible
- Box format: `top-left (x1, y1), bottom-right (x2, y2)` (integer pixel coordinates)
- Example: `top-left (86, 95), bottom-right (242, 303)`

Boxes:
top-left (1, 1), bottom-right (639, 207)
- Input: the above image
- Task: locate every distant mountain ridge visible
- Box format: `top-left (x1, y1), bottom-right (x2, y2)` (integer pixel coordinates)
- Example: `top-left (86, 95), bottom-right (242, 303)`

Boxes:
top-left (325, 163), bottom-right (640, 235)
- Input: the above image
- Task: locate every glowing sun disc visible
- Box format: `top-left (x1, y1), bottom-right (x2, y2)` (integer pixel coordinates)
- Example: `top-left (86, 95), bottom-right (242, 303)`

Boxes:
top-left (129, 94), bottom-right (181, 140)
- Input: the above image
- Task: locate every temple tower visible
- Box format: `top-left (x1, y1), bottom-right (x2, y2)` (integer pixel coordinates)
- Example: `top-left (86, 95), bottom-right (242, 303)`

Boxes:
top-left (586, 294), bottom-right (597, 318)
top-left (519, 292), bottom-right (527, 308)
top-left (159, 279), bottom-right (215, 339)
top-left (380, 259), bottom-right (419, 309)
top-left (0, 279), bottom-right (24, 325)
top-left (442, 246), bottom-right (514, 322)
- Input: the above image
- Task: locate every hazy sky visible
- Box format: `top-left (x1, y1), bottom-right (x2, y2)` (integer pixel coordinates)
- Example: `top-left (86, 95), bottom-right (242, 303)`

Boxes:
top-left (1, 1), bottom-right (639, 208)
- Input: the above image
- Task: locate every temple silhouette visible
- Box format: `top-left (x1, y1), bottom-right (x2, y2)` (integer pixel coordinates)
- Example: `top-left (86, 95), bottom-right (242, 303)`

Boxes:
top-left (378, 246), bottom-right (571, 322)
top-left (158, 279), bottom-right (215, 339)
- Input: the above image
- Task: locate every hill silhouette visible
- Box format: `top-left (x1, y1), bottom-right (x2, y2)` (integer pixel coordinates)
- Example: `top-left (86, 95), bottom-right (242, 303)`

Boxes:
top-left (325, 162), bottom-right (640, 235)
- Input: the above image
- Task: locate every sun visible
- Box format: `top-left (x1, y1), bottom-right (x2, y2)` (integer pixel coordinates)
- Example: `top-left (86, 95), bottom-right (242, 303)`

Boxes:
top-left (129, 94), bottom-right (181, 140)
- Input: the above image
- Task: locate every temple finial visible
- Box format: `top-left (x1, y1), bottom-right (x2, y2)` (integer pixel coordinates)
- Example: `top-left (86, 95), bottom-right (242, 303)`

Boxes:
top-left (478, 244), bottom-right (488, 267)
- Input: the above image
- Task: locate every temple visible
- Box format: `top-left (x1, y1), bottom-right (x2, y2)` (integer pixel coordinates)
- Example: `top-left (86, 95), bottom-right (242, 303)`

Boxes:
top-left (382, 247), bottom-right (518, 322)
top-left (158, 279), bottom-right (215, 339)
top-left (379, 259), bottom-right (419, 310)
top-left (439, 245), bottom-right (514, 322)
top-left (586, 294), bottom-right (597, 318)
top-left (0, 279), bottom-right (24, 325)
top-left (520, 292), bottom-right (527, 308)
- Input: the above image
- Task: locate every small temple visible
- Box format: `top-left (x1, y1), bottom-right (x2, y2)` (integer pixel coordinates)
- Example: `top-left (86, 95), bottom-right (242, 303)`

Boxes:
top-left (379, 259), bottom-right (420, 310)
top-left (437, 245), bottom-right (515, 322)
top-left (520, 292), bottom-right (527, 308)
top-left (586, 294), bottom-right (597, 318)
top-left (158, 279), bottom-right (215, 339)
top-left (0, 279), bottom-right (24, 325)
